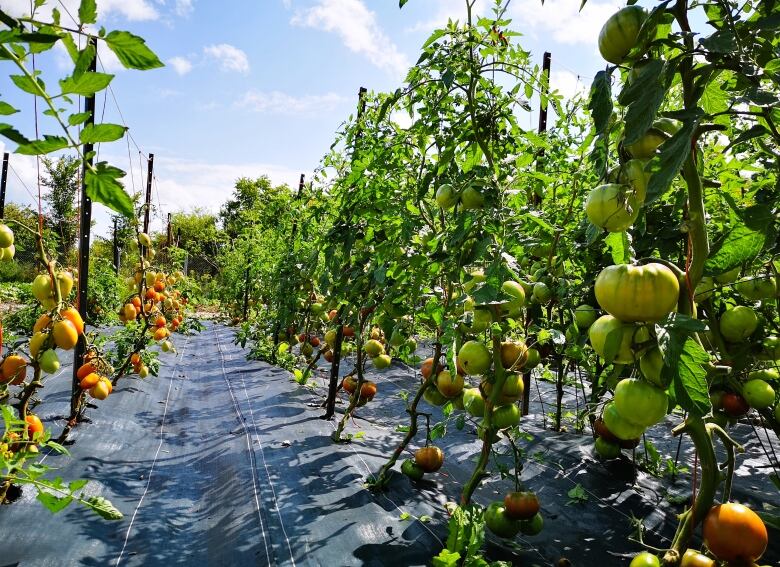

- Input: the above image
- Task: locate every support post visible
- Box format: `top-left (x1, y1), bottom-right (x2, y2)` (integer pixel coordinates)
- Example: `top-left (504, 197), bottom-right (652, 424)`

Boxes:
top-left (166, 212), bottom-right (172, 248)
top-left (112, 217), bottom-right (120, 275)
top-left (141, 153), bottom-right (154, 255)
top-left (0, 152), bottom-right (8, 219)
top-left (70, 37), bottom-right (97, 419)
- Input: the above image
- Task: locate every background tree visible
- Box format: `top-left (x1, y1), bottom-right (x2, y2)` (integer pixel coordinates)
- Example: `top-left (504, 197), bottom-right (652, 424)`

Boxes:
top-left (219, 176), bottom-right (294, 239)
top-left (41, 156), bottom-right (80, 260)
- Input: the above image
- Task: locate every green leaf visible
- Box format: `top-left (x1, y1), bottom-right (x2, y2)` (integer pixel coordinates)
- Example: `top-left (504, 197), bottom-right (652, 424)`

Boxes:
top-left (699, 30), bottom-right (736, 53)
top-left (60, 71), bottom-right (113, 96)
top-left (726, 125), bottom-right (767, 150)
top-left (399, 0), bottom-right (411, 7)
top-left (432, 549), bottom-right (461, 567)
top-left (68, 111), bottom-right (92, 126)
top-left (399, 511), bottom-right (411, 520)
top-left (704, 206), bottom-right (774, 275)
top-left (0, 101), bottom-right (18, 115)
top-left (61, 33), bottom-right (79, 63)
top-left (80, 123), bottom-right (127, 144)
top-left (36, 491), bottom-right (73, 514)
top-left (588, 70), bottom-right (612, 135)
top-left (104, 30), bottom-right (164, 70)
top-left (85, 162), bottom-right (134, 217)
top-left (619, 59), bottom-right (669, 145)
top-left (85, 495), bottom-right (123, 520)
top-left (78, 0), bottom-right (97, 24)
top-left (667, 338), bottom-right (711, 416)
top-left (15, 135), bottom-right (69, 155)
top-left (10, 74), bottom-right (43, 96)
top-left (644, 113), bottom-right (700, 204)
top-left (604, 231), bottom-right (632, 264)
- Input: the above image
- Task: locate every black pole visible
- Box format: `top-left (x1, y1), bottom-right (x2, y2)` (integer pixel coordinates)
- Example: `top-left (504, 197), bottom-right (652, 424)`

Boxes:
top-left (112, 217), bottom-right (120, 275)
top-left (537, 52), bottom-right (551, 134)
top-left (0, 152), bottom-right (8, 219)
top-left (141, 153), bottom-right (154, 255)
top-left (71, 37), bottom-right (97, 419)
top-left (166, 212), bottom-right (172, 248)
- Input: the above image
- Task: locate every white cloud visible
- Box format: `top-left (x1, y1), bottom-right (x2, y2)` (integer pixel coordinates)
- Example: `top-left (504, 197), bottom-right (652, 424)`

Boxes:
top-left (291, 0), bottom-right (409, 77)
top-left (406, 0), bottom-right (491, 32)
top-left (168, 56), bottom-right (193, 75)
top-left (549, 69), bottom-right (587, 100)
top-left (203, 44), bottom-right (250, 74)
top-left (173, 0), bottom-right (194, 17)
top-left (237, 91), bottom-right (348, 114)
top-left (506, 0), bottom-right (623, 46)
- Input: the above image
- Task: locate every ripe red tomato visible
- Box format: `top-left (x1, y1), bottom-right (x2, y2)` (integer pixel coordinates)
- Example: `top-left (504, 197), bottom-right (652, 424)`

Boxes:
top-left (722, 392), bottom-right (750, 417)
top-left (503, 491), bottom-right (539, 520)
top-left (414, 446), bottom-right (444, 472)
top-left (702, 503), bottom-right (767, 563)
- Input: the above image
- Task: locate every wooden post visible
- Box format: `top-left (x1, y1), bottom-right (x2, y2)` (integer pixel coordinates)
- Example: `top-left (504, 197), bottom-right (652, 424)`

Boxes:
top-left (71, 37), bottom-right (97, 419)
top-left (0, 152), bottom-right (8, 219)
top-left (141, 153), bottom-right (154, 255)
top-left (112, 217), bottom-right (120, 275)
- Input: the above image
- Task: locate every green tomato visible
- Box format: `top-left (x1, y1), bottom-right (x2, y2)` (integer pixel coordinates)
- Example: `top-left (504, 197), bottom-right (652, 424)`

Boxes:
top-left (532, 282), bottom-right (552, 304)
top-left (519, 512), bottom-right (543, 536)
top-left (614, 378), bottom-right (669, 428)
top-left (462, 387), bottom-right (485, 417)
top-left (602, 402), bottom-right (645, 441)
top-left (404, 338), bottom-right (417, 352)
top-left (630, 551), bottom-right (661, 567)
top-left (463, 270), bottom-right (486, 293)
top-left (460, 186), bottom-right (485, 210)
top-left (39, 349), bottom-right (60, 374)
top-left (1, 245), bottom-right (15, 261)
top-left (458, 341), bottom-right (492, 375)
top-left (484, 502), bottom-right (522, 539)
top-left (492, 403), bottom-right (520, 429)
top-left (598, 5), bottom-right (648, 64)
top-left (606, 159), bottom-right (648, 202)
top-left (373, 354), bottom-right (392, 369)
top-left (524, 348), bottom-right (541, 369)
top-left (423, 385), bottom-right (448, 407)
top-left (715, 266), bottom-right (740, 284)
top-left (720, 306), bottom-right (759, 342)
top-left (470, 309), bottom-right (492, 333)
top-left (735, 275), bottom-right (777, 301)
top-left (594, 436), bottom-right (621, 459)
top-left (742, 379), bottom-right (776, 409)
top-left (589, 315), bottom-right (646, 364)
top-left (749, 367), bottom-right (780, 382)
top-left (762, 336), bottom-right (780, 360)
top-left (574, 305), bottom-right (598, 329)
top-left (585, 183), bottom-right (640, 232)
top-left (401, 458), bottom-right (425, 481)
top-left (501, 280), bottom-right (526, 316)
top-left (595, 263), bottom-right (680, 323)
top-left (639, 347), bottom-right (665, 387)
top-left (0, 224), bottom-right (14, 248)
top-left (625, 128), bottom-right (668, 159)
top-left (435, 184), bottom-right (459, 209)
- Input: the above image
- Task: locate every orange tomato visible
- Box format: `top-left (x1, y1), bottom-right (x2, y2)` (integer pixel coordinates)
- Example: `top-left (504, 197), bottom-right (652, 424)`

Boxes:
top-left (25, 414), bottom-right (44, 438)
top-left (79, 372), bottom-right (100, 390)
top-left (342, 326), bottom-right (355, 337)
top-left (130, 353), bottom-right (141, 366)
top-left (155, 316), bottom-right (166, 328)
top-left (145, 288), bottom-right (157, 301)
top-left (1, 354), bottom-right (27, 385)
top-left (154, 327), bottom-right (169, 341)
top-left (77, 362), bottom-right (98, 379)
top-left (89, 378), bottom-right (111, 400)
top-left (703, 503), bottom-right (767, 563)
top-left (420, 357), bottom-right (435, 380)
top-left (124, 303), bottom-right (138, 321)
top-left (414, 446), bottom-right (444, 472)
top-left (33, 313), bottom-right (52, 334)
top-left (52, 319), bottom-right (79, 350)
top-left (131, 296), bottom-right (142, 310)
top-left (154, 280), bottom-right (165, 292)
top-left (60, 307), bottom-right (84, 335)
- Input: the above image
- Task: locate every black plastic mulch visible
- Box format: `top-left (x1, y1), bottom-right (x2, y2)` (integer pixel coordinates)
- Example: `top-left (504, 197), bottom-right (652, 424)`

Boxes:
top-left (0, 322), bottom-right (777, 566)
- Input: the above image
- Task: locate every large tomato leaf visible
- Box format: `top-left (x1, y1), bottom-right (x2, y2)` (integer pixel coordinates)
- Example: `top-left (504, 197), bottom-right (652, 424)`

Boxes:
top-left (588, 70), bottom-right (612, 137)
top-left (667, 338), bottom-right (711, 417)
top-left (85, 162), bottom-right (134, 217)
top-left (618, 59), bottom-right (670, 145)
top-left (78, 0), bottom-right (97, 25)
top-left (644, 111), bottom-right (702, 204)
top-left (103, 31), bottom-right (163, 70)
top-left (604, 231), bottom-right (633, 264)
top-left (704, 205), bottom-right (775, 275)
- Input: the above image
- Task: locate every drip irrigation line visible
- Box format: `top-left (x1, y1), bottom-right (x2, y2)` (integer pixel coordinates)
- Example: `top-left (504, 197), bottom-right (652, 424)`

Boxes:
top-left (115, 334), bottom-right (191, 566)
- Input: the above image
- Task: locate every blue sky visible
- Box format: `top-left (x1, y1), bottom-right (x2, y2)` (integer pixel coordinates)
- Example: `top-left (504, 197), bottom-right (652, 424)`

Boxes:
top-left (1, 0), bottom-right (624, 236)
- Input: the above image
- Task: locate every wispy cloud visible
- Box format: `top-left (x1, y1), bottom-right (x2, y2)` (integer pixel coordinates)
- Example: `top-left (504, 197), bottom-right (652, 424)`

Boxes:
top-left (203, 44), bottom-right (250, 74)
top-left (237, 91), bottom-right (348, 114)
top-left (291, 0), bottom-right (409, 77)
top-left (173, 0), bottom-right (194, 17)
top-left (506, 0), bottom-right (623, 47)
top-left (168, 56), bottom-right (193, 76)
